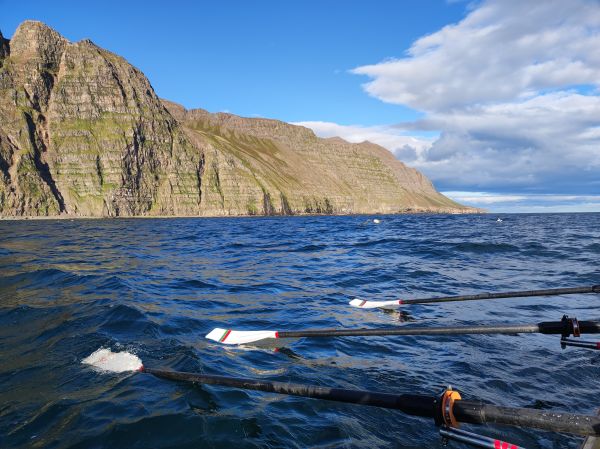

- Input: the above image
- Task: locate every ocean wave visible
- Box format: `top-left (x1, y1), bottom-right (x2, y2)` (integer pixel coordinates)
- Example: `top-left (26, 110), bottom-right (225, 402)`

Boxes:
top-left (0, 213), bottom-right (597, 448)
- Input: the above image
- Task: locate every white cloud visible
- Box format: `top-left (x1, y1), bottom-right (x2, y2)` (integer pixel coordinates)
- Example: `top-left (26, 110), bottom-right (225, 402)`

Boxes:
top-left (345, 0), bottom-right (600, 195)
top-left (502, 202), bottom-right (600, 213)
top-left (411, 91), bottom-right (600, 190)
top-left (441, 191), bottom-right (600, 212)
top-left (352, 0), bottom-right (600, 111)
top-left (442, 192), bottom-right (528, 204)
top-left (293, 121), bottom-right (434, 162)
top-left (443, 191), bottom-right (600, 204)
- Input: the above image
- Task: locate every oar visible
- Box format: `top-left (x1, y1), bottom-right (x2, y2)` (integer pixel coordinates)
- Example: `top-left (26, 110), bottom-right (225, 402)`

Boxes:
top-left (82, 349), bottom-right (600, 438)
top-left (561, 338), bottom-right (600, 351)
top-left (205, 317), bottom-right (600, 345)
top-left (349, 285), bottom-right (600, 309)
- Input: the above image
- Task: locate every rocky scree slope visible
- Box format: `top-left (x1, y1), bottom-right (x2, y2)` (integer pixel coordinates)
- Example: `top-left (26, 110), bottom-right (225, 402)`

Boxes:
top-left (0, 21), bottom-right (478, 217)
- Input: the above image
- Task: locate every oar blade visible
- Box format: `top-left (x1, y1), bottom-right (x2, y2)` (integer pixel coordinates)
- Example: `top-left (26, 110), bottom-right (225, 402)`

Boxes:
top-left (349, 298), bottom-right (401, 309)
top-left (205, 328), bottom-right (278, 345)
top-left (82, 348), bottom-right (143, 372)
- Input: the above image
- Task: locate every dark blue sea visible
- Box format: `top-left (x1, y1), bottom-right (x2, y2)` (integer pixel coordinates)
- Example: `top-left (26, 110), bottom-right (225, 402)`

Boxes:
top-left (1, 213), bottom-right (599, 449)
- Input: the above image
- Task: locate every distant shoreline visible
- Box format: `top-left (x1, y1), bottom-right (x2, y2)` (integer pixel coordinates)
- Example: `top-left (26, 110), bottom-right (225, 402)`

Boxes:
top-left (0, 210), bottom-right (485, 221)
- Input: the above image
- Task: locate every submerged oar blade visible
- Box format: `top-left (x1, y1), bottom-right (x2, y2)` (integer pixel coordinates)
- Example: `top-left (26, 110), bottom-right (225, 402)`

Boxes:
top-left (82, 348), bottom-right (143, 372)
top-left (349, 298), bottom-right (401, 309)
top-left (205, 328), bottom-right (278, 345)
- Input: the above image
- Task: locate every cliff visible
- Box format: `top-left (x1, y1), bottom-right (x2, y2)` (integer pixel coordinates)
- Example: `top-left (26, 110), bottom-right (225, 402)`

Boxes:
top-left (0, 21), bottom-right (479, 217)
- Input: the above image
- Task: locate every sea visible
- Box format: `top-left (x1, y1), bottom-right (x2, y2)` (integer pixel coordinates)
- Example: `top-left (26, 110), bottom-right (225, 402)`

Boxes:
top-left (0, 213), bottom-right (599, 449)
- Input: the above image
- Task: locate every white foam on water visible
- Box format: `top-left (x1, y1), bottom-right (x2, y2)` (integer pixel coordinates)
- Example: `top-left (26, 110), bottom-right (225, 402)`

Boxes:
top-left (82, 348), bottom-right (143, 373)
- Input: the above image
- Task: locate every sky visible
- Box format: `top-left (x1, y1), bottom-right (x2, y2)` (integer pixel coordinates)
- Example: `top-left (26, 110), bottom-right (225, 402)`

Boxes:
top-left (1, 0), bottom-right (599, 212)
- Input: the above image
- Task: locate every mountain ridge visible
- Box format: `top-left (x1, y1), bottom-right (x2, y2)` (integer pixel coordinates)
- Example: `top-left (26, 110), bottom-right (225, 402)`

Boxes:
top-left (0, 20), bottom-right (481, 217)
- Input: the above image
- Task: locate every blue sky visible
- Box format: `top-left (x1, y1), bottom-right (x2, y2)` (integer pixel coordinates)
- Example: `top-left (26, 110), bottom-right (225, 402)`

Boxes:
top-left (0, 0), bottom-right (463, 124)
top-left (2, 0), bottom-right (599, 212)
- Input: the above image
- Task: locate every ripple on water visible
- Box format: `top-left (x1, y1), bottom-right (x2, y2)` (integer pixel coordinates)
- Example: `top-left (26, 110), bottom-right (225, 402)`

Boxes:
top-left (0, 213), bottom-right (598, 449)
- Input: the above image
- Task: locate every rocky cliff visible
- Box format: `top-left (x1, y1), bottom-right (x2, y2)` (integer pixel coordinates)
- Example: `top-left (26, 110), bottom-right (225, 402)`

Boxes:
top-left (0, 21), bottom-right (479, 217)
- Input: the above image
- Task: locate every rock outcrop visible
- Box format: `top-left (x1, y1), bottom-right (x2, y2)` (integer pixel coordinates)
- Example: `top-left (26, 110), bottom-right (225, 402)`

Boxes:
top-left (0, 30), bottom-right (9, 61)
top-left (0, 21), bottom-right (479, 217)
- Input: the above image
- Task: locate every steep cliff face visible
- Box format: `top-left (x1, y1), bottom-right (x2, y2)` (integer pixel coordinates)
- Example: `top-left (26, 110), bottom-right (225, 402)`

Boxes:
top-left (0, 21), bottom-right (478, 217)
top-left (0, 30), bottom-right (8, 61)
top-left (164, 102), bottom-right (471, 215)
top-left (46, 38), bottom-right (203, 216)
top-left (0, 21), bottom-right (203, 217)
top-left (0, 21), bottom-right (67, 215)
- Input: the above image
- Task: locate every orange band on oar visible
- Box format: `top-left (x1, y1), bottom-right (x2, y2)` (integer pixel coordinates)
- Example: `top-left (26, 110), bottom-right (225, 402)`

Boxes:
top-left (441, 389), bottom-right (462, 428)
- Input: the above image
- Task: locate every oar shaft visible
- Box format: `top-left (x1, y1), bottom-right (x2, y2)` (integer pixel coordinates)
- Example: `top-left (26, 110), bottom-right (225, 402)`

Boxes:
top-left (455, 401), bottom-right (600, 437)
top-left (561, 339), bottom-right (600, 350)
top-left (278, 321), bottom-right (600, 339)
top-left (280, 324), bottom-right (538, 338)
top-left (143, 368), bottom-right (432, 416)
top-left (403, 285), bottom-right (600, 305)
top-left (439, 427), bottom-right (526, 449)
top-left (143, 368), bottom-right (600, 436)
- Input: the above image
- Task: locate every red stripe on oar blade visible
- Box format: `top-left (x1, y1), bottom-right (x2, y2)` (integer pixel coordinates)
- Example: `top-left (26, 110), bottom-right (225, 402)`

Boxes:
top-left (219, 329), bottom-right (232, 342)
top-left (275, 331), bottom-right (280, 338)
top-left (493, 440), bottom-right (516, 449)
top-left (398, 299), bottom-right (403, 304)
top-left (359, 300), bottom-right (366, 307)
top-left (597, 342), bottom-right (600, 349)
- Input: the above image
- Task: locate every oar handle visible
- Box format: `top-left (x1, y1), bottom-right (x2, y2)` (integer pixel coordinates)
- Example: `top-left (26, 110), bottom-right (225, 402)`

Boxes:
top-left (143, 368), bottom-right (600, 436)
top-left (402, 285), bottom-right (600, 305)
top-left (277, 320), bottom-right (600, 339)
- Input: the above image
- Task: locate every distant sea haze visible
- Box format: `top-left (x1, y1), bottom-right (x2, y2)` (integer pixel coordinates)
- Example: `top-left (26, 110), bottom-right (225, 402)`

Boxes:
top-left (1, 213), bottom-right (598, 448)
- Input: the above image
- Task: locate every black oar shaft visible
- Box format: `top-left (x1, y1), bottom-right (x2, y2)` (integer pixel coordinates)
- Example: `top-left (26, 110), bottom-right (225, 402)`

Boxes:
top-left (143, 368), bottom-right (600, 436)
top-left (144, 368), bottom-right (432, 416)
top-left (277, 320), bottom-right (600, 339)
top-left (403, 285), bottom-right (600, 305)
top-left (280, 324), bottom-right (538, 338)
top-left (455, 401), bottom-right (600, 437)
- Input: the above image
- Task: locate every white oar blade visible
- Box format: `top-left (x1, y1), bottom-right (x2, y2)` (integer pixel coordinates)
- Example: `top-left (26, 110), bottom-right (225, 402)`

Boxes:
top-left (206, 328), bottom-right (278, 345)
top-left (349, 298), bottom-right (402, 309)
top-left (82, 348), bottom-right (143, 373)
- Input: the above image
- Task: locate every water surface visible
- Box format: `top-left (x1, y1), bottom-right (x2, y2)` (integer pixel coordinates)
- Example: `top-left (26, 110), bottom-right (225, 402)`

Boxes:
top-left (1, 213), bottom-right (599, 448)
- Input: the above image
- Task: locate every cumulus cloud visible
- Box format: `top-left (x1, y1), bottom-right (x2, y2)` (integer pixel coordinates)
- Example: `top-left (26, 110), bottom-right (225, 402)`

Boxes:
top-left (344, 0), bottom-right (600, 196)
top-left (293, 121), bottom-right (434, 162)
top-left (352, 0), bottom-right (600, 111)
top-left (412, 92), bottom-right (600, 191)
